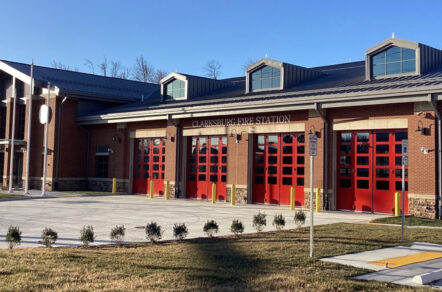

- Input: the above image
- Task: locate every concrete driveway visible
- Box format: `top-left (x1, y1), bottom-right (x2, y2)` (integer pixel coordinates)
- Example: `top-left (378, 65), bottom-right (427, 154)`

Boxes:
top-left (0, 195), bottom-right (388, 249)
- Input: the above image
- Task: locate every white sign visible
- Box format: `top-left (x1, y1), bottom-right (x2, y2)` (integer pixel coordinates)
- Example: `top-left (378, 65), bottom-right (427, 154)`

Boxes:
top-left (39, 105), bottom-right (50, 124)
top-left (402, 139), bottom-right (408, 166)
top-left (309, 135), bottom-right (317, 156)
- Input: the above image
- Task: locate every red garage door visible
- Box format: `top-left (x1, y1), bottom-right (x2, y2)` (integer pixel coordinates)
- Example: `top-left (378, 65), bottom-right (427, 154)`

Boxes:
top-left (186, 136), bottom-right (227, 200)
top-left (133, 138), bottom-right (166, 195)
top-left (253, 133), bottom-right (305, 205)
top-left (337, 130), bottom-right (408, 214)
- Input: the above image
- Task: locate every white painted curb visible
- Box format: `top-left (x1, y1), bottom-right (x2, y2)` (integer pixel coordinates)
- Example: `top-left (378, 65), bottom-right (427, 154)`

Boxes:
top-left (412, 269), bottom-right (442, 285)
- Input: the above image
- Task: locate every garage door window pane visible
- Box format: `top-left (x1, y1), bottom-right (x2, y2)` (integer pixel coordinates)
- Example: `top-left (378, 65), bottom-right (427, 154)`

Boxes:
top-left (340, 179), bottom-right (351, 188)
top-left (268, 177), bottom-right (277, 184)
top-left (357, 133), bottom-right (369, 142)
top-left (376, 157), bottom-right (389, 166)
top-left (341, 133), bottom-right (352, 142)
top-left (282, 177), bottom-right (292, 185)
top-left (376, 181), bottom-right (389, 190)
top-left (357, 180), bottom-right (369, 189)
top-left (376, 168), bottom-right (389, 178)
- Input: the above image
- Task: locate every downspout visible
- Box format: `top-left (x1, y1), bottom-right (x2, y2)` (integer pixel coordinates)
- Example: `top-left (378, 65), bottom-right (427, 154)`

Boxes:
top-left (167, 114), bottom-right (181, 198)
top-left (54, 95), bottom-right (68, 190)
top-left (428, 94), bottom-right (442, 219)
top-left (314, 102), bottom-right (329, 210)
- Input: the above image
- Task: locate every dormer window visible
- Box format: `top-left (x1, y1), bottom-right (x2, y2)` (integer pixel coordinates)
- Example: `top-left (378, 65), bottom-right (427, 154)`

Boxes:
top-left (251, 65), bottom-right (281, 91)
top-left (165, 79), bottom-right (185, 100)
top-left (371, 46), bottom-right (416, 78)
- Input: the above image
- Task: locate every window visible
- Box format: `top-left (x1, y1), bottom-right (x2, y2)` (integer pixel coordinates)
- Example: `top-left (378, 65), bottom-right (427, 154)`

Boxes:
top-left (165, 79), bottom-right (185, 100)
top-left (372, 46), bottom-right (416, 77)
top-left (251, 65), bottom-right (281, 91)
top-left (0, 107), bottom-right (6, 139)
top-left (17, 105), bottom-right (26, 140)
top-left (95, 155), bottom-right (108, 178)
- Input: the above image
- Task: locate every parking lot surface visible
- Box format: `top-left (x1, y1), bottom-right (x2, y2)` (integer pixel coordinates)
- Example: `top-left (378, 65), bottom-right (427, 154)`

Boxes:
top-left (0, 195), bottom-right (388, 248)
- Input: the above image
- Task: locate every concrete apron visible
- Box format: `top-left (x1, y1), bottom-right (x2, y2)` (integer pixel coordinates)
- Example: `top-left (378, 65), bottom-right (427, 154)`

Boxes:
top-left (0, 195), bottom-right (388, 249)
top-left (322, 242), bottom-right (442, 288)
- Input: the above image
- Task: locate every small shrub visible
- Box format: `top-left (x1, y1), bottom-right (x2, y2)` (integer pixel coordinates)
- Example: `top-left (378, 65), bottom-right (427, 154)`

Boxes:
top-left (273, 214), bottom-right (286, 231)
top-left (253, 212), bottom-right (267, 232)
top-left (173, 223), bottom-right (188, 240)
top-left (6, 226), bottom-right (21, 250)
top-left (145, 222), bottom-right (163, 243)
top-left (110, 225), bottom-right (126, 245)
top-left (80, 225), bottom-right (96, 247)
top-left (230, 219), bottom-right (244, 236)
top-left (294, 210), bottom-right (306, 229)
top-left (40, 228), bottom-right (58, 248)
top-left (203, 220), bottom-right (219, 237)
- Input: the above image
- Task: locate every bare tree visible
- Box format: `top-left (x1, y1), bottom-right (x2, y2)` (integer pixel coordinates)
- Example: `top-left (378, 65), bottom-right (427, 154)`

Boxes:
top-left (153, 69), bottom-right (168, 84)
top-left (51, 60), bottom-right (71, 70)
top-left (110, 61), bottom-right (122, 78)
top-left (243, 58), bottom-right (258, 71)
top-left (99, 56), bottom-right (108, 77)
top-left (203, 59), bottom-right (222, 79)
top-left (84, 59), bottom-right (95, 74)
top-left (133, 55), bottom-right (155, 82)
top-left (119, 67), bottom-right (132, 79)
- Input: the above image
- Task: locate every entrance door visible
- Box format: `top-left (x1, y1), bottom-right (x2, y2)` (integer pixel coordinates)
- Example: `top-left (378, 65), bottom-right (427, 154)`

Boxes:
top-left (133, 138), bottom-right (166, 195)
top-left (252, 133), bottom-right (305, 205)
top-left (186, 136), bottom-right (227, 200)
top-left (336, 130), bottom-right (408, 214)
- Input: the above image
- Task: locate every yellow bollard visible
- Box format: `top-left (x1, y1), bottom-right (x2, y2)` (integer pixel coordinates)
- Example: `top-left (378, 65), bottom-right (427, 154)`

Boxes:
top-left (165, 181), bottom-right (170, 200)
top-left (231, 184), bottom-right (236, 206)
top-left (395, 192), bottom-right (400, 216)
top-left (112, 178), bottom-right (117, 194)
top-left (149, 180), bottom-right (154, 198)
top-left (315, 188), bottom-right (320, 213)
top-left (211, 183), bottom-right (216, 204)
top-left (290, 186), bottom-right (295, 210)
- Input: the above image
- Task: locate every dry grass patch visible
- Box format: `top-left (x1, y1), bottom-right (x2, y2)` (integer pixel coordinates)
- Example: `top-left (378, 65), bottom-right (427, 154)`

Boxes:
top-left (0, 223), bottom-right (440, 291)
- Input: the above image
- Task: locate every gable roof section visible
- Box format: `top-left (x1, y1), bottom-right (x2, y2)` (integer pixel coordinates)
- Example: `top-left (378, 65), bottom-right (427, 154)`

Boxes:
top-left (160, 72), bottom-right (234, 100)
top-left (0, 60), bottom-right (160, 103)
top-left (365, 38), bottom-right (442, 79)
top-left (245, 58), bottom-right (323, 93)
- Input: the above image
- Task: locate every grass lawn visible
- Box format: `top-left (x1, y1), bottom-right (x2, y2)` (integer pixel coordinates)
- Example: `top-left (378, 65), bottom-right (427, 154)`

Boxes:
top-left (0, 224), bottom-right (440, 291)
top-left (371, 215), bottom-right (442, 227)
top-left (0, 193), bottom-right (26, 200)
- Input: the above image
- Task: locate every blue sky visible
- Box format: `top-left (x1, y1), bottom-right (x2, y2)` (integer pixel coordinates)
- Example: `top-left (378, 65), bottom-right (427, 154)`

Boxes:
top-left (0, 0), bottom-right (441, 78)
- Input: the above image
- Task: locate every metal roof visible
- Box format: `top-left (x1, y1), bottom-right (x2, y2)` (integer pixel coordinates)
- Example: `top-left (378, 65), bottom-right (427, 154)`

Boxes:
top-left (84, 60), bottom-right (442, 119)
top-left (0, 60), bottom-right (160, 103)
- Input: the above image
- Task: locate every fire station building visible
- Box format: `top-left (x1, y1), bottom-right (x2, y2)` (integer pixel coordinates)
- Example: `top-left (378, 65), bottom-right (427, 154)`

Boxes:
top-left (1, 37), bottom-right (442, 219)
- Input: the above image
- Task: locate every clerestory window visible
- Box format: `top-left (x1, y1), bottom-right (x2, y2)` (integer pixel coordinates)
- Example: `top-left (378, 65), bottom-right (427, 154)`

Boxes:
top-left (251, 65), bottom-right (281, 91)
top-left (372, 46), bottom-right (416, 77)
top-left (165, 79), bottom-right (185, 100)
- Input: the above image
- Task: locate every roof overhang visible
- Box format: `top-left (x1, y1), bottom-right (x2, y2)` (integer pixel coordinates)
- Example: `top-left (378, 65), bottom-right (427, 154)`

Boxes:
top-left (78, 84), bottom-right (442, 125)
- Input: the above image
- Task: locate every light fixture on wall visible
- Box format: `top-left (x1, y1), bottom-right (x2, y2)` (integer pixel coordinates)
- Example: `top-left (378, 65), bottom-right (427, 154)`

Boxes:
top-left (308, 126), bottom-right (319, 137)
top-left (230, 129), bottom-right (241, 143)
top-left (165, 131), bottom-right (175, 142)
top-left (416, 120), bottom-right (428, 135)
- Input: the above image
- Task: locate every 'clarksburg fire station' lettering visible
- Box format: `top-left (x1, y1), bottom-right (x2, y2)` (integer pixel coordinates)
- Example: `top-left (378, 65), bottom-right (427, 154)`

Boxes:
top-left (191, 115), bottom-right (290, 128)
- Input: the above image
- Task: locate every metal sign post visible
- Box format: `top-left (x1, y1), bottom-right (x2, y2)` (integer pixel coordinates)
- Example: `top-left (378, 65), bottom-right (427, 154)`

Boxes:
top-left (40, 83), bottom-right (51, 196)
top-left (309, 134), bottom-right (317, 258)
top-left (401, 139), bottom-right (408, 241)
